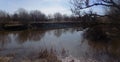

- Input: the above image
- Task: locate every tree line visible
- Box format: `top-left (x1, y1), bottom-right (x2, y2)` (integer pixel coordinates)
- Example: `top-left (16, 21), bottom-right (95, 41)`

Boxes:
top-left (1, 0), bottom-right (120, 24)
top-left (0, 8), bottom-right (77, 24)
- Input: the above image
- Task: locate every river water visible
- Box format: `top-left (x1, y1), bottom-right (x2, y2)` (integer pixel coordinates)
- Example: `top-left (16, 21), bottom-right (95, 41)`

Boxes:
top-left (0, 27), bottom-right (120, 62)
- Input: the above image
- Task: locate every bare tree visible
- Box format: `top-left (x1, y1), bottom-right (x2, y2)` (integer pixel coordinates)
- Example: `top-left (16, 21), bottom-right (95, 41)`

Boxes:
top-left (15, 8), bottom-right (30, 23)
top-left (47, 14), bottom-right (54, 21)
top-left (54, 13), bottom-right (63, 22)
top-left (63, 14), bottom-right (70, 21)
top-left (0, 10), bottom-right (10, 23)
top-left (12, 13), bottom-right (18, 22)
top-left (71, 0), bottom-right (120, 23)
top-left (30, 10), bottom-right (47, 22)
top-left (71, 0), bottom-right (120, 16)
top-left (0, 8), bottom-right (73, 24)
top-left (71, 0), bottom-right (120, 10)
top-left (105, 4), bottom-right (120, 23)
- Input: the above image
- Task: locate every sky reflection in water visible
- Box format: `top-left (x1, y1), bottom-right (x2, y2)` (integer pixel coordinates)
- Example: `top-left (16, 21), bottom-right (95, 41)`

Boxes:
top-left (0, 27), bottom-right (120, 62)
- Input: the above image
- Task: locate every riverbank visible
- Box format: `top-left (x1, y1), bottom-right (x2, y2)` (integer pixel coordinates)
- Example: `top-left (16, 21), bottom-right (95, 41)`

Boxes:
top-left (0, 22), bottom-right (120, 31)
top-left (0, 22), bottom-right (81, 31)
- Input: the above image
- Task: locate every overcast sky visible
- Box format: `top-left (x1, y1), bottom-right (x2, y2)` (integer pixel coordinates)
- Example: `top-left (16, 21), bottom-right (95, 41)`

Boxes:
top-left (0, 0), bottom-right (104, 15)
top-left (0, 0), bottom-right (72, 15)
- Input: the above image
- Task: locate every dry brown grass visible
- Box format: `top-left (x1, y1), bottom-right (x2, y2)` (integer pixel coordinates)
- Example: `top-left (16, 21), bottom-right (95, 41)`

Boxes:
top-left (0, 49), bottom-right (61, 62)
top-left (36, 49), bottom-right (61, 62)
top-left (0, 57), bottom-right (13, 62)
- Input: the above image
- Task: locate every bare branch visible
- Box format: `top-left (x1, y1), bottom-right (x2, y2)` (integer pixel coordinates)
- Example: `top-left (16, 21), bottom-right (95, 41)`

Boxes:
top-left (79, 3), bottom-right (114, 9)
top-left (102, 0), bottom-right (112, 3)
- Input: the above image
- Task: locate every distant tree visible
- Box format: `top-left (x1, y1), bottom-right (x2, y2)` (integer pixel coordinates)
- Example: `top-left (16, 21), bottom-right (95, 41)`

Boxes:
top-left (47, 14), bottom-right (53, 21)
top-left (30, 10), bottom-right (47, 22)
top-left (0, 10), bottom-right (9, 23)
top-left (12, 13), bottom-right (19, 22)
top-left (54, 13), bottom-right (63, 22)
top-left (15, 8), bottom-right (30, 23)
top-left (63, 14), bottom-right (70, 21)
top-left (0, 8), bottom-right (71, 24)
top-left (69, 15), bottom-right (76, 21)
top-left (0, 10), bottom-right (8, 17)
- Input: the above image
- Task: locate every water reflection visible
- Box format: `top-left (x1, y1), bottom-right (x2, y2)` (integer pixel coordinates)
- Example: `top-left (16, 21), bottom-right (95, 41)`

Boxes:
top-left (0, 27), bottom-right (120, 62)
top-left (0, 28), bottom-right (79, 50)
top-left (53, 28), bottom-right (76, 37)
top-left (83, 25), bottom-right (120, 62)
top-left (16, 30), bottom-right (46, 43)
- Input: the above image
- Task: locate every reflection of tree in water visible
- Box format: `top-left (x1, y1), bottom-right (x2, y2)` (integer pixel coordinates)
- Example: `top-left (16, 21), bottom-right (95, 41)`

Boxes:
top-left (83, 25), bottom-right (111, 42)
top-left (53, 28), bottom-right (77, 37)
top-left (54, 29), bottom-right (63, 37)
top-left (17, 30), bottom-right (46, 43)
top-left (0, 28), bottom-right (78, 47)
top-left (0, 32), bottom-right (11, 48)
top-left (83, 25), bottom-right (120, 62)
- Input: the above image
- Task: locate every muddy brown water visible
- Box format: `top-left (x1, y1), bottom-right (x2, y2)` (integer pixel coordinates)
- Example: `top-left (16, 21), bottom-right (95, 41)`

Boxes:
top-left (0, 27), bottom-right (120, 62)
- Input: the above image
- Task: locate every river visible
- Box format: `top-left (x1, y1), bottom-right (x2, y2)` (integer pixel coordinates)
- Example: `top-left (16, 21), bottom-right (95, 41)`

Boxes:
top-left (0, 26), bottom-right (120, 62)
